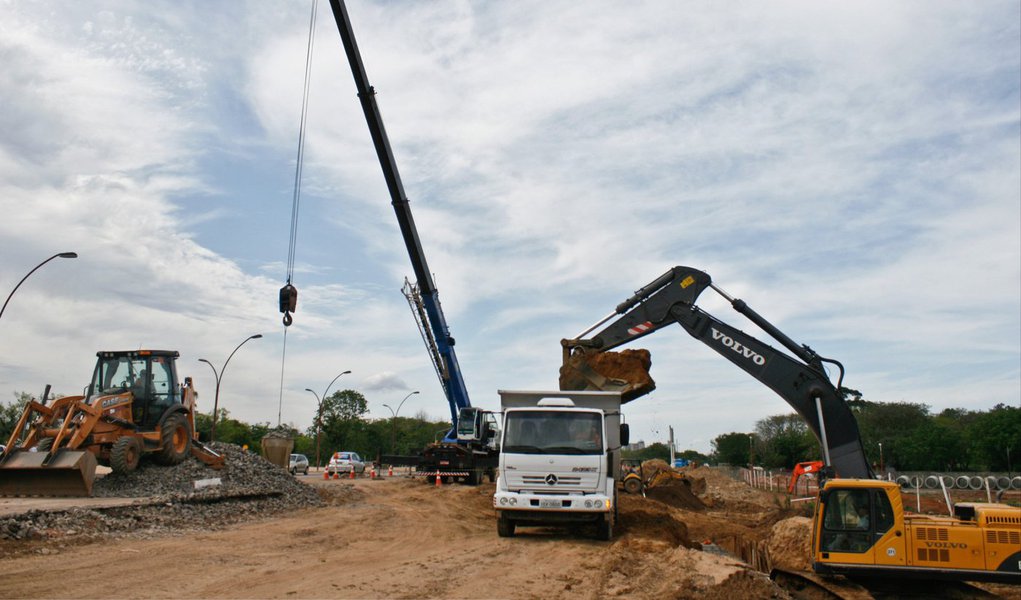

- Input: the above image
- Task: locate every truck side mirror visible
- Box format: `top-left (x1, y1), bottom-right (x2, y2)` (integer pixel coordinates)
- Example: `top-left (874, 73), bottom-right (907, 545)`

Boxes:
top-left (620, 423), bottom-right (630, 447)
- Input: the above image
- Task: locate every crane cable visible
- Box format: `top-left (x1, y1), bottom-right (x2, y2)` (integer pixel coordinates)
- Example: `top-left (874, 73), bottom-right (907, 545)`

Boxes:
top-left (277, 0), bottom-right (318, 425)
top-left (279, 0), bottom-right (318, 328)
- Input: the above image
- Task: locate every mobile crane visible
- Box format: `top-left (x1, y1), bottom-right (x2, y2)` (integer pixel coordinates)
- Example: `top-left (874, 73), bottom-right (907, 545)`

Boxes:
top-left (326, 0), bottom-right (497, 484)
top-left (561, 265), bottom-right (1020, 584)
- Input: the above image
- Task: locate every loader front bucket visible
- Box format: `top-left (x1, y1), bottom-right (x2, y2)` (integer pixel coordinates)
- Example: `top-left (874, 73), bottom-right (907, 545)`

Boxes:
top-left (0, 449), bottom-right (98, 497)
top-left (559, 348), bottom-right (656, 403)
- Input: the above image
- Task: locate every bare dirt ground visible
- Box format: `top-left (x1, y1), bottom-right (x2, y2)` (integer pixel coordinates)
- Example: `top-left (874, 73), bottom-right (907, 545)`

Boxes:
top-left (0, 467), bottom-right (1016, 599)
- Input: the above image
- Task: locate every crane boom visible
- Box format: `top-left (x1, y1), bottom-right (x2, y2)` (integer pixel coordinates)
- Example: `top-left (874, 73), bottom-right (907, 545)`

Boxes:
top-left (328, 0), bottom-right (470, 429)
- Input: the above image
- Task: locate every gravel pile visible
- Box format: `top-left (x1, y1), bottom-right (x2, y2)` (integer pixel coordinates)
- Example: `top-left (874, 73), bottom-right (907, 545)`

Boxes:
top-left (0, 442), bottom-right (324, 545)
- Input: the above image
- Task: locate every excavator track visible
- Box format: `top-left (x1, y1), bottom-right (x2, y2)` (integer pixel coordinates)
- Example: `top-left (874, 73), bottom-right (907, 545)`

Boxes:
top-left (769, 569), bottom-right (1001, 600)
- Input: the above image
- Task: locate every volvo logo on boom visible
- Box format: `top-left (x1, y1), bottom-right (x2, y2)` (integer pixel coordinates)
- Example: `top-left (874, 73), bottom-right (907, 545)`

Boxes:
top-left (711, 328), bottom-right (766, 365)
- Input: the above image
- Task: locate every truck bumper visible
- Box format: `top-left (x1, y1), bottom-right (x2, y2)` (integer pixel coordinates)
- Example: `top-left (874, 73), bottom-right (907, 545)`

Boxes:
top-left (493, 490), bottom-right (612, 523)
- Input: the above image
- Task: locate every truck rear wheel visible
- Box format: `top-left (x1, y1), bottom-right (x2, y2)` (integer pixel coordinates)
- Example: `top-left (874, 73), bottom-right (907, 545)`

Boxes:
top-left (497, 514), bottom-right (515, 538)
top-left (111, 437), bottom-right (142, 473)
top-left (156, 413), bottom-right (191, 465)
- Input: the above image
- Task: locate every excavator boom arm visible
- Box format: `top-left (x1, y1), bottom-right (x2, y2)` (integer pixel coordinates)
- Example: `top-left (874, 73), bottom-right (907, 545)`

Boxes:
top-left (563, 266), bottom-right (873, 479)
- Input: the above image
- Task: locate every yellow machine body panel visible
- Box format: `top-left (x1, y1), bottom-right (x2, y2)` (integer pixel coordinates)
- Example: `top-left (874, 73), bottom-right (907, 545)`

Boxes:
top-left (812, 479), bottom-right (1021, 584)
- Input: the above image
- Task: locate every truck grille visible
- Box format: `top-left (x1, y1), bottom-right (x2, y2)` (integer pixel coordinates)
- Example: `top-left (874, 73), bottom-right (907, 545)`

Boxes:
top-left (521, 475), bottom-right (582, 486)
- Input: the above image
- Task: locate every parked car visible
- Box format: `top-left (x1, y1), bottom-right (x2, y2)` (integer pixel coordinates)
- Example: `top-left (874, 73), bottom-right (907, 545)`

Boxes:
top-left (326, 451), bottom-right (366, 476)
top-left (289, 453), bottom-right (310, 475)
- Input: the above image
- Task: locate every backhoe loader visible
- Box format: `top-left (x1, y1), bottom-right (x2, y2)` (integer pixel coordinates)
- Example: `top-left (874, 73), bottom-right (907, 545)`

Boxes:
top-left (560, 266), bottom-right (1020, 585)
top-left (0, 350), bottom-right (223, 496)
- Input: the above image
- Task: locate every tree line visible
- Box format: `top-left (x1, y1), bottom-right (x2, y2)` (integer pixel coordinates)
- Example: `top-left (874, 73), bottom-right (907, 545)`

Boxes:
top-left (711, 400), bottom-right (1019, 473)
top-left (4, 389), bottom-right (1017, 473)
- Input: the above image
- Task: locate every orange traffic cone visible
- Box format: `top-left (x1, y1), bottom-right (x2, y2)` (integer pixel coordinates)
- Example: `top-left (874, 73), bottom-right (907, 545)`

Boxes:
top-left (349, 468), bottom-right (355, 479)
top-left (435, 472), bottom-right (441, 487)
top-left (370, 467), bottom-right (376, 480)
top-left (323, 470), bottom-right (329, 480)
top-left (333, 471), bottom-right (339, 480)
top-left (388, 465), bottom-right (394, 477)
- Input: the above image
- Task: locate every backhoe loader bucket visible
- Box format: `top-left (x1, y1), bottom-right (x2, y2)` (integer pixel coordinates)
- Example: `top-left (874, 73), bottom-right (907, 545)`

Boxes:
top-left (559, 348), bottom-right (656, 403)
top-left (0, 449), bottom-right (98, 497)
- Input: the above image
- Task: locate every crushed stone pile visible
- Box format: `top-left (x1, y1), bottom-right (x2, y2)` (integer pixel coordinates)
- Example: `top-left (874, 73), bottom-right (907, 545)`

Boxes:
top-left (93, 441), bottom-right (314, 501)
top-left (0, 442), bottom-right (324, 544)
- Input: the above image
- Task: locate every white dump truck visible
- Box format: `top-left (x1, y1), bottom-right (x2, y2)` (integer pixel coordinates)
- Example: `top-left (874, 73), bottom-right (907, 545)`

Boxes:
top-left (493, 390), bottom-right (628, 540)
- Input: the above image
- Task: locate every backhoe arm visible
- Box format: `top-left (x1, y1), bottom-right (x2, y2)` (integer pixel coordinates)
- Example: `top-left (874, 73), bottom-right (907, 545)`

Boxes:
top-left (562, 266), bottom-right (873, 479)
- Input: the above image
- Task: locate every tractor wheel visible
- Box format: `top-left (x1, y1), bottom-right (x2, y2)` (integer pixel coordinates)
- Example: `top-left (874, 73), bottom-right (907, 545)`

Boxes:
top-left (111, 437), bottom-right (142, 473)
top-left (623, 476), bottom-right (642, 494)
top-left (35, 437), bottom-right (55, 452)
top-left (155, 413), bottom-right (192, 465)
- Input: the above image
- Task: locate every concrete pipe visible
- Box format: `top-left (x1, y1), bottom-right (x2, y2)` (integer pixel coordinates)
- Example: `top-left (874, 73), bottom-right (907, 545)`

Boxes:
top-left (911, 476), bottom-right (923, 488)
top-left (997, 477), bottom-right (1012, 490)
top-left (968, 476), bottom-right (983, 490)
top-left (924, 475), bottom-right (940, 489)
top-left (955, 475), bottom-right (971, 489)
top-left (941, 475), bottom-right (956, 489)
top-left (1012, 476), bottom-right (1021, 490)
top-left (896, 476), bottom-right (911, 488)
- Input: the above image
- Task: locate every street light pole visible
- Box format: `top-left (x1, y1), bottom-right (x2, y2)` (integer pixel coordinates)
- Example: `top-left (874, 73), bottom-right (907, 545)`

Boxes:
top-left (306, 369), bottom-right (351, 469)
top-left (0, 252), bottom-right (78, 322)
top-left (878, 442), bottom-right (884, 475)
top-left (198, 333), bottom-right (262, 442)
top-left (382, 390), bottom-right (419, 454)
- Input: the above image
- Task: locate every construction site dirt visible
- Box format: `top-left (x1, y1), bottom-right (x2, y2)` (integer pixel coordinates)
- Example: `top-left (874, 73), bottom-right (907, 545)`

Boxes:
top-left (1, 461), bottom-right (1017, 600)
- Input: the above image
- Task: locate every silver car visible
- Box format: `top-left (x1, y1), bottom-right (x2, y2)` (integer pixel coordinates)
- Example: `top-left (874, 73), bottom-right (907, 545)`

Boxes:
top-left (326, 451), bottom-right (365, 476)
top-left (289, 453), bottom-right (310, 475)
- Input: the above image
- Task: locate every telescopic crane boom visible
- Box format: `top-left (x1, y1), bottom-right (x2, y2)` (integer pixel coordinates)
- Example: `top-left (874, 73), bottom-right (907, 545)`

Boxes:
top-left (327, 0), bottom-right (470, 433)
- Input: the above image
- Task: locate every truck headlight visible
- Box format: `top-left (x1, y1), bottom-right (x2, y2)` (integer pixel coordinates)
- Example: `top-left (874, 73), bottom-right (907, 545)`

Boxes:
top-left (584, 500), bottom-right (592, 508)
top-left (510, 498), bottom-right (517, 506)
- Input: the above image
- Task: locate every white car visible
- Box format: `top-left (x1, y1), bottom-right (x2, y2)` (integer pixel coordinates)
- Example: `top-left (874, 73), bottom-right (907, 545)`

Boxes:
top-left (326, 451), bottom-right (366, 476)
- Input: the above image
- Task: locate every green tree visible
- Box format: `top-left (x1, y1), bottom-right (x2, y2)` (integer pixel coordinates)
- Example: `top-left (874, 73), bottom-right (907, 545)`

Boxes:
top-left (0, 392), bottom-right (33, 444)
top-left (754, 413), bottom-right (819, 469)
top-left (712, 431), bottom-right (754, 466)
top-left (966, 404), bottom-right (1021, 471)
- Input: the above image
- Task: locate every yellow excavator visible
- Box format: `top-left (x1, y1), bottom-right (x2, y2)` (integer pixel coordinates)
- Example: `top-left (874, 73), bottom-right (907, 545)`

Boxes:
top-left (560, 266), bottom-right (1020, 584)
top-left (0, 350), bottom-right (223, 496)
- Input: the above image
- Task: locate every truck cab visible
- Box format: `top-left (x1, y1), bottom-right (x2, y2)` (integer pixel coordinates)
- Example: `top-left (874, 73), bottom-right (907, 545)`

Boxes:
top-left (493, 390), bottom-right (626, 541)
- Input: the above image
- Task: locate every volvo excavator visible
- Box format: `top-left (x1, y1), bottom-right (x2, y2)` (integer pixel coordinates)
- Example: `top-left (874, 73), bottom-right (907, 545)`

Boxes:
top-left (560, 266), bottom-right (1020, 586)
top-left (0, 350), bottom-right (223, 496)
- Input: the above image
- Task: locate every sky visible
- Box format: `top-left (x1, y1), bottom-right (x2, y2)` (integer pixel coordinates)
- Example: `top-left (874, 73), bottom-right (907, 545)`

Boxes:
top-left (1, 0), bottom-right (1018, 455)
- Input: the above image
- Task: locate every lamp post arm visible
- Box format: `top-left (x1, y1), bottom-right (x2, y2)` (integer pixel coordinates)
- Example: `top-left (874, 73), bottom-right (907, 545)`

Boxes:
top-left (0, 252), bottom-right (77, 321)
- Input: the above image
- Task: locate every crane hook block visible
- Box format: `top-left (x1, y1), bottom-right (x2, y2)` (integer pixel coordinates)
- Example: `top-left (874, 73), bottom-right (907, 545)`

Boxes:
top-left (279, 284), bottom-right (298, 327)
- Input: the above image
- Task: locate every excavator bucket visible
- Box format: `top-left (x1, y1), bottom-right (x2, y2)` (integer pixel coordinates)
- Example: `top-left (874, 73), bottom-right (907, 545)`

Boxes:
top-left (559, 348), bottom-right (656, 403)
top-left (0, 449), bottom-right (98, 497)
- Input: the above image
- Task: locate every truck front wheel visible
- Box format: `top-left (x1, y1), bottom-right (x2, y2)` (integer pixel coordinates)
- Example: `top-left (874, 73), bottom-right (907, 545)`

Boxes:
top-left (596, 515), bottom-right (613, 541)
top-left (497, 514), bottom-right (516, 538)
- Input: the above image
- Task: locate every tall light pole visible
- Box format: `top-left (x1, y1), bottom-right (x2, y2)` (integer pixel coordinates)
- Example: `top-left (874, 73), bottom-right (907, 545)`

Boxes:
top-left (878, 442), bottom-right (884, 475)
top-left (0, 252), bottom-right (78, 322)
top-left (382, 390), bottom-right (419, 454)
top-left (306, 369), bottom-right (351, 469)
top-left (198, 333), bottom-right (262, 442)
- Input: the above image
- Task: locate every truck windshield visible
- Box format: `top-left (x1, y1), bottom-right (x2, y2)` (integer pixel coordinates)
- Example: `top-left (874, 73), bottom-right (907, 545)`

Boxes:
top-left (502, 411), bottom-right (602, 455)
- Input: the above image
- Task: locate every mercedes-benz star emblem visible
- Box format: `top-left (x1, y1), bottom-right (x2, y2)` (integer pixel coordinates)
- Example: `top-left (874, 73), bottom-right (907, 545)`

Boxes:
top-left (545, 474), bottom-right (558, 485)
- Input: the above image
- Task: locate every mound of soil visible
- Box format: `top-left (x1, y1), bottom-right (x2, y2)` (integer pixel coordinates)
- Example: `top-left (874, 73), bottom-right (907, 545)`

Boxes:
top-left (765, 516), bottom-right (812, 572)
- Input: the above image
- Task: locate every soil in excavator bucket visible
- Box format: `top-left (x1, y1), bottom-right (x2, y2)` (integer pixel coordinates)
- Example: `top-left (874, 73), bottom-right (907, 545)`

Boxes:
top-left (559, 348), bottom-right (655, 403)
top-left (0, 449), bottom-right (98, 497)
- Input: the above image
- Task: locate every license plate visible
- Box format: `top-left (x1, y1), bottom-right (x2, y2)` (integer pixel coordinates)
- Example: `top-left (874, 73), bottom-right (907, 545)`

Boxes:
top-left (539, 499), bottom-right (561, 509)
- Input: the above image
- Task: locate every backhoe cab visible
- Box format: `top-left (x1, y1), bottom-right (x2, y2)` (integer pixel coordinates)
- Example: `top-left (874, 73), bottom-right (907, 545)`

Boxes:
top-left (0, 350), bottom-right (223, 497)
